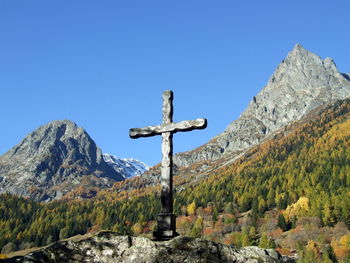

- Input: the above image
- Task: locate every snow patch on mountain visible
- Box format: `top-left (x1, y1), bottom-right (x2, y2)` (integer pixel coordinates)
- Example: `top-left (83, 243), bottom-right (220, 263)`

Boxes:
top-left (103, 153), bottom-right (150, 179)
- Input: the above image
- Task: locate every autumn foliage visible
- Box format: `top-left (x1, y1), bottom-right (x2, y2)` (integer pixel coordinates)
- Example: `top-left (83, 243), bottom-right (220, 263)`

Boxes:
top-left (2, 99), bottom-right (350, 261)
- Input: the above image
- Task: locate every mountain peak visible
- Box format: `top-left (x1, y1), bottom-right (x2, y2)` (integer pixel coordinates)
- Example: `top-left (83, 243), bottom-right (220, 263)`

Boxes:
top-left (50, 119), bottom-right (76, 125)
top-left (291, 43), bottom-right (307, 53)
top-left (284, 43), bottom-right (322, 66)
top-left (285, 43), bottom-right (321, 64)
top-left (174, 45), bottom-right (350, 167)
top-left (42, 119), bottom-right (82, 134)
top-left (0, 120), bottom-right (123, 201)
top-left (293, 43), bottom-right (303, 50)
top-left (41, 119), bottom-right (78, 132)
top-left (266, 44), bottom-right (342, 89)
top-left (5, 120), bottom-right (87, 160)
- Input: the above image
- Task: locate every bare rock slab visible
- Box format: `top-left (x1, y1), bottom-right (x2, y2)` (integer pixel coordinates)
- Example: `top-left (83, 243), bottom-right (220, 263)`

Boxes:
top-left (8, 231), bottom-right (294, 263)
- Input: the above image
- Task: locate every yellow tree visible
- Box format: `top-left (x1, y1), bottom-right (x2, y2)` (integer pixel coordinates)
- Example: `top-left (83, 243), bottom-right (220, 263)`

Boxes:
top-left (187, 202), bottom-right (196, 216)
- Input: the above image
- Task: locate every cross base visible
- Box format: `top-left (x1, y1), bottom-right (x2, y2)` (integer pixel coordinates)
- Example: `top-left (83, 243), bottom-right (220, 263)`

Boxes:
top-left (153, 213), bottom-right (179, 241)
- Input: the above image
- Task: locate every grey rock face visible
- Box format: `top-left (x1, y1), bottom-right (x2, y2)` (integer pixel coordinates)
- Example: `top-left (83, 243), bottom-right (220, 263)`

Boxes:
top-left (0, 120), bottom-right (124, 201)
top-left (174, 44), bottom-right (350, 167)
top-left (11, 232), bottom-right (294, 263)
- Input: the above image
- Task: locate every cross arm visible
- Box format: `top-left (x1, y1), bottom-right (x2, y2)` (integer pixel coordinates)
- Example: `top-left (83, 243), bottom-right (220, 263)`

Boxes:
top-left (129, 118), bottom-right (207, 139)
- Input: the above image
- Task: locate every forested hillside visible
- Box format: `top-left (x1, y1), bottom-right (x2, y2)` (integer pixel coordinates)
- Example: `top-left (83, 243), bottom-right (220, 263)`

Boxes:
top-left (181, 98), bottom-right (350, 225)
top-left (2, 99), bottom-right (350, 261)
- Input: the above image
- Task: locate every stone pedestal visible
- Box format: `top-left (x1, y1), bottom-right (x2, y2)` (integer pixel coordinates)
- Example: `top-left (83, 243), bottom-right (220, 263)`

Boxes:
top-left (153, 213), bottom-right (179, 240)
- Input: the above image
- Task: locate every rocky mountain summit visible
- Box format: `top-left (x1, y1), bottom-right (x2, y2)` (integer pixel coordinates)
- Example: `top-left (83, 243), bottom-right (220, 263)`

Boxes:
top-left (9, 232), bottom-right (294, 263)
top-left (174, 44), bottom-right (350, 167)
top-left (0, 120), bottom-right (124, 201)
top-left (103, 153), bottom-right (149, 179)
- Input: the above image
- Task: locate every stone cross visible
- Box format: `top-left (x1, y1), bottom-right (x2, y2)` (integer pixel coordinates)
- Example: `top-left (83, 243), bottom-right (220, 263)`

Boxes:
top-left (129, 90), bottom-right (207, 240)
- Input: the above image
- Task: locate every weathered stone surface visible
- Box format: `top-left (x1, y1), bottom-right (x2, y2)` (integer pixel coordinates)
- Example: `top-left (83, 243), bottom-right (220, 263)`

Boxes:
top-left (9, 232), bottom-right (294, 263)
top-left (174, 44), bottom-right (350, 167)
top-left (0, 120), bottom-right (124, 201)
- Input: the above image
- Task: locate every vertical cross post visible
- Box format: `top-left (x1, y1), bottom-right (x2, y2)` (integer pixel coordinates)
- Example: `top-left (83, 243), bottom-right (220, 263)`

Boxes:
top-left (129, 90), bottom-right (207, 240)
top-left (161, 90), bottom-right (173, 214)
top-left (154, 90), bottom-right (177, 240)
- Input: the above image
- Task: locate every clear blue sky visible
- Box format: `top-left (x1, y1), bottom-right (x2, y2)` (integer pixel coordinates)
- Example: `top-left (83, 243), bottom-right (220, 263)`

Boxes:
top-left (1, 1), bottom-right (350, 166)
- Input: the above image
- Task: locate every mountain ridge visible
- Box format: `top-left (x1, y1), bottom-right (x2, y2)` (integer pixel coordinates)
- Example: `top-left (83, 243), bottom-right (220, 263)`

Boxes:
top-left (103, 153), bottom-right (149, 179)
top-left (174, 44), bottom-right (350, 167)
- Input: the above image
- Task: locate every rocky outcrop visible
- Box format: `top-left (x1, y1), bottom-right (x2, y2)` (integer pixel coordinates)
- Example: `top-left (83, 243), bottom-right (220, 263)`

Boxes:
top-left (174, 44), bottom-right (350, 167)
top-left (9, 232), bottom-right (294, 263)
top-left (0, 120), bottom-right (124, 201)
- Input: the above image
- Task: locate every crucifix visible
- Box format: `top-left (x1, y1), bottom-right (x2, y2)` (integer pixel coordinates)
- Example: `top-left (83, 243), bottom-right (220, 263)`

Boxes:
top-left (129, 90), bottom-right (207, 240)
